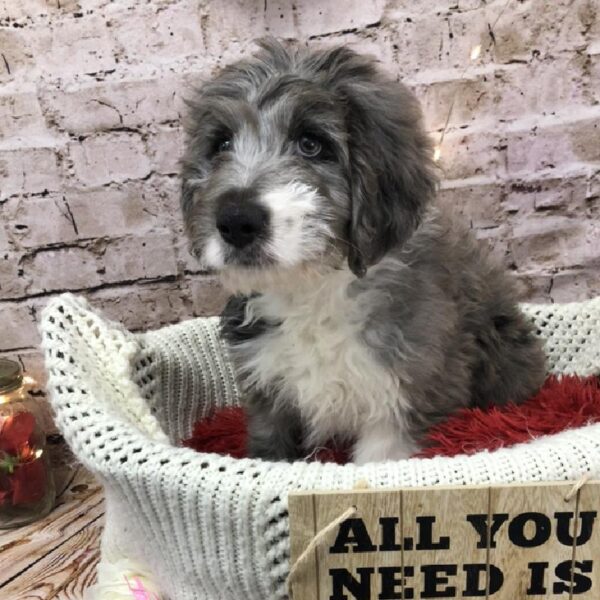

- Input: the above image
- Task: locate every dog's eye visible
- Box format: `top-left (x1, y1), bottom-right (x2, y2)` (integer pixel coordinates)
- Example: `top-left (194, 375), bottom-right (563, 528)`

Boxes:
top-left (213, 136), bottom-right (233, 156)
top-left (297, 134), bottom-right (322, 158)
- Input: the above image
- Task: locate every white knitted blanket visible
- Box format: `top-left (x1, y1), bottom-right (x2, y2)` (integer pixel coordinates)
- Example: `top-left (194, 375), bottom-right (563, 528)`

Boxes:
top-left (40, 293), bottom-right (600, 600)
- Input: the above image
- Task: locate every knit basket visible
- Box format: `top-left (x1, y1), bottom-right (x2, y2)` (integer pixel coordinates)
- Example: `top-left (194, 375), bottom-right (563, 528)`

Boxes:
top-left (40, 293), bottom-right (600, 600)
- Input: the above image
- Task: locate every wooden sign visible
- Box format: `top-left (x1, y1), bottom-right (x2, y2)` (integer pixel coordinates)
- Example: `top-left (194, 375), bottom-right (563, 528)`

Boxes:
top-left (288, 480), bottom-right (600, 599)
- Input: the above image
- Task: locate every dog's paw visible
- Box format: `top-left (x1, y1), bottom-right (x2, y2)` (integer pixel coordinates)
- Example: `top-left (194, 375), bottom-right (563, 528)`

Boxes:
top-left (352, 420), bottom-right (417, 464)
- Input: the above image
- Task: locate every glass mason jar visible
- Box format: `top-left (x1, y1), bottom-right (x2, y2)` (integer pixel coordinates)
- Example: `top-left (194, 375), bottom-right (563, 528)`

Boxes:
top-left (0, 359), bottom-right (56, 528)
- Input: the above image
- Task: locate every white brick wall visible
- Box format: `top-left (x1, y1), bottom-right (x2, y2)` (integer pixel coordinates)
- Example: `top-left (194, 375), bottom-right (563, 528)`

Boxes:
top-left (0, 0), bottom-right (599, 386)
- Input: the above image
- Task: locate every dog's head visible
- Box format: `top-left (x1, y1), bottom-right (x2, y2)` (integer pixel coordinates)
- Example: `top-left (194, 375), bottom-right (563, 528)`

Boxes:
top-left (181, 39), bottom-right (437, 291)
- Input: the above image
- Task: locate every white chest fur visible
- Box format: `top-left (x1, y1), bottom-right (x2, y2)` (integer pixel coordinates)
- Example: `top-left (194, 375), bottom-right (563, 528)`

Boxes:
top-left (232, 269), bottom-right (411, 457)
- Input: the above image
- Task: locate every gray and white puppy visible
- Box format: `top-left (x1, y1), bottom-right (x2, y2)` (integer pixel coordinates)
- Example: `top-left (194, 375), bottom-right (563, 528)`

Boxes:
top-left (181, 39), bottom-right (546, 464)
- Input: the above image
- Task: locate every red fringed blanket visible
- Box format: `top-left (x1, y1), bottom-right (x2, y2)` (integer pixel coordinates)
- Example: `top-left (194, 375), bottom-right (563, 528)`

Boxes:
top-left (183, 375), bottom-right (600, 462)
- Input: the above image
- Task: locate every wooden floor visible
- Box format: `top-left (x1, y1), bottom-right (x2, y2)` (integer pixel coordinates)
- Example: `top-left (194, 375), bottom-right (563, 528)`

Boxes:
top-left (0, 441), bottom-right (103, 600)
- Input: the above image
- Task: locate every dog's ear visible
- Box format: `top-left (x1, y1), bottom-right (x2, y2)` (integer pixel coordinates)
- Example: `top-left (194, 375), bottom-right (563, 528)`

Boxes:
top-left (316, 48), bottom-right (438, 276)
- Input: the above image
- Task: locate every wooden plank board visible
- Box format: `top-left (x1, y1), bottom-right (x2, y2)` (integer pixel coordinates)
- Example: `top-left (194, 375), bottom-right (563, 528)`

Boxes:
top-left (288, 492), bottom-right (319, 599)
top-left (0, 515), bottom-right (102, 600)
top-left (314, 490), bottom-right (401, 600)
top-left (572, 481), bottom-right (600, 598)
top-left (488, 482), bottom-right (576, 599)
top-left (288, 480), bottom-right (600, 600)
top-left (0, 441), bottom-right (103, 600)
top-left (0, 468), bottom-right (103, 586)
top-left (48, 438), bottom-right (82, 498)
top-left (402, 485), bottom-right (490, 599)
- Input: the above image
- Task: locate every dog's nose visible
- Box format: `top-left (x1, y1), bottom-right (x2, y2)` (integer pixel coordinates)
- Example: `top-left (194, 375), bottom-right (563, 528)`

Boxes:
top-left (216, 192), bottom-right (269, 249)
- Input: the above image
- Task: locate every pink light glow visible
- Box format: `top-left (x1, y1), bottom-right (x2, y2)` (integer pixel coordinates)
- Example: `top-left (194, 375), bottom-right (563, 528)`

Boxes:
top-left (125, 575), bottom-right (161, 600)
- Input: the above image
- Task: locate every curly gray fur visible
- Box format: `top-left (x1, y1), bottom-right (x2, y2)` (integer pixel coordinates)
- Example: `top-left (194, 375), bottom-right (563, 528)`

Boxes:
top-left (181, 39), bottom-right (547, 463)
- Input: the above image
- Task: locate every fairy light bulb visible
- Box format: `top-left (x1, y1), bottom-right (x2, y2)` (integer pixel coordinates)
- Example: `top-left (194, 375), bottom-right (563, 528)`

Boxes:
top-left (470, 44), bottom-right (482, 60)
top-left (433, 146), bottom-right (442, 162)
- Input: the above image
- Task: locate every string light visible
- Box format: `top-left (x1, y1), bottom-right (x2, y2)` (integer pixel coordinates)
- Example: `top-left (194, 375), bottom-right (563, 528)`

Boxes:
top-left (0, 375), bottom-right (37, 403)
top-left (433, 0), bottom-right (512, 162)
top-left (470, 44), bottom-right (482, 61)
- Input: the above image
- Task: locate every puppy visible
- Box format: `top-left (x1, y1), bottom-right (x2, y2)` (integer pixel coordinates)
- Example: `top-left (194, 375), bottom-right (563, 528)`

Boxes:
top-left (180, 39), bottom-right (547, 464)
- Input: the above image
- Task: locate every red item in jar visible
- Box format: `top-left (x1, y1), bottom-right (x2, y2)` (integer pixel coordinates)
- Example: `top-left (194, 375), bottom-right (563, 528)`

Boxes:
top-left (0, 411), bottom-right (48, 506)
top-left (0, 412), bottom-right (36, 455)
top-left (10, 458), bottom-right (48, 505)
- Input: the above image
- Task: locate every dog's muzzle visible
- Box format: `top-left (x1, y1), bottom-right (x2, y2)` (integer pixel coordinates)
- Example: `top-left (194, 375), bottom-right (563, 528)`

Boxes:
top-left (215, 188), bottom-right (270, 249)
